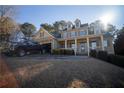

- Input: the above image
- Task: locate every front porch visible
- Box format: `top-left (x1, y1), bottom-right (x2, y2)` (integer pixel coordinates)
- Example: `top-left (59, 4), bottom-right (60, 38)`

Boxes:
top-left (58, 36), bottom-right (105, 56)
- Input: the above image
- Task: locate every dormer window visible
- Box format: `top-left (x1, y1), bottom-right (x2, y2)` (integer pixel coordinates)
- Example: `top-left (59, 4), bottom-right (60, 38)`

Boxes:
top-left (76, 22), bottom-right (80, 28)
top-left (58, 24), bottom-right (63, 30)
top-left (67, 21), bottom-right (73, 29)
top-left (64, 24), bottom-right (68, 29)
top-left (68, 24), bottom-right (72, 28)
top-left (74, 19), bottom-right (81, 28)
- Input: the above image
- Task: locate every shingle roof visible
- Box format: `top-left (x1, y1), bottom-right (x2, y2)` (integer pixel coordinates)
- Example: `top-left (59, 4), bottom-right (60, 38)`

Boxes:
top-left (50, 31), bottom-right (61, 38)
top-left (80, 23), bottom-right (88, 27)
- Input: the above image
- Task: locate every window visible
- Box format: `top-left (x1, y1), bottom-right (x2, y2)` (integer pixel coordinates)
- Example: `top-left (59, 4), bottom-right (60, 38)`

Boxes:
top-left (103, 40), bottom-right (108, 47)
top-left (40, 32), bottom-right (43, 37)
top-left (89, 27), bottom-right (94, 34)
top-left (75, 22), bottom-right (80, 28)
top-left (95, 28), bottom-right (101, 34)
top-left (68, 24), bottom-right (72, 28)
top-left (63, 32), bottom-right (67, 38)
top-left (71, 31), bottom-right (76, 37)
top-left (91, 42), bottom-right (97, 49)
top-left (79, 31), bottom-right (87, 36)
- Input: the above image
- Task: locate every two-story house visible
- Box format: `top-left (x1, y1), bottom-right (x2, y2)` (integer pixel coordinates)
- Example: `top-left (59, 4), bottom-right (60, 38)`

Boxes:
top-left (32, 19), bottom-right (115, 56)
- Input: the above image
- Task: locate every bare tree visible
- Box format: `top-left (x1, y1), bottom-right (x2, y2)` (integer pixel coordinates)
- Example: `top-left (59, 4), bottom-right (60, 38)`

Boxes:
top-left (0, 5), bottom-right (16, 18)
top-left (0, 6), bottom-right (18, 53)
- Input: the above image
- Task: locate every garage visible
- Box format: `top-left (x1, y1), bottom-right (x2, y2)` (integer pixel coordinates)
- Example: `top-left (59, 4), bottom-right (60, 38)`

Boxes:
top-left (42, 43), bottom-right (51, 54)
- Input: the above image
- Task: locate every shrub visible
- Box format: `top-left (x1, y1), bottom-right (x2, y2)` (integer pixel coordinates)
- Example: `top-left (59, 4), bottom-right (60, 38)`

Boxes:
top-left (89, 49), bottom-right (97, 58)
top-left (52, 49), bottom-right (74, 55)
top-left (60, 49), bottom-right (65, 55)
top-left (65, 49), bottom-right (74, 55)
top-left (107, 54), bottom-right (124, 67)
top-left (107, 54), bottom-right (115, 63)
top-left (52, 49), bottom-right (60, 55)
top-left (97, 51), bottom-right (108, 61)
top-left (115, 55), bottom-right (124, 67)
top-left (90, 50), bottom-right (124, 68)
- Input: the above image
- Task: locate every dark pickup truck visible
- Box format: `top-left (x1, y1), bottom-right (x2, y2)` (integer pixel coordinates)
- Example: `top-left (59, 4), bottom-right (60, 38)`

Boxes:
top-left (7, 40), bottom-right (43, 56)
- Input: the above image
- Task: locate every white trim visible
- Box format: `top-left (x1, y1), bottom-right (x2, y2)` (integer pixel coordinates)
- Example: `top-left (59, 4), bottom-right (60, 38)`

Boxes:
top-left (101, 35), bottom-right (105, 50)
top-left (74, 38), bottom-right (77, 56)
top-left (65, 40), bottom-right (67, 49)
top-left (87, 37), bottom-right (90, 56)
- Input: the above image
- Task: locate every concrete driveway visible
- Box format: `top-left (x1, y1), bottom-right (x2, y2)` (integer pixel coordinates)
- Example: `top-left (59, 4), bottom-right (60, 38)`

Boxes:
top-left (4, 55), bottom-right (124, 88)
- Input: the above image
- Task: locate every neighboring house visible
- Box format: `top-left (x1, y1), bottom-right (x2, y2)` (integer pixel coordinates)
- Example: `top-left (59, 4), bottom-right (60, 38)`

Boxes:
top-left (32, 19), bottom-right (115, 56)
top-left (9, 30), bottom-right (26, 43)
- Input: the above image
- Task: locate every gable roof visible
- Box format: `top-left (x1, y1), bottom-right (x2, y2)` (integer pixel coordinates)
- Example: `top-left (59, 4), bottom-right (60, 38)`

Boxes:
top-left (33, 27), bottom-right (56, 39)
top-left (9, 30), bottom-right (25, 42)
top-left (41, 27), bottom-right (55, 38)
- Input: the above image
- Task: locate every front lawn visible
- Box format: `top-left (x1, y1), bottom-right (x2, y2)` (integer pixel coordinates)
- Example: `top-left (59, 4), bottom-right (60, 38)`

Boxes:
top-left (2, 55), bottom-right (124, 88)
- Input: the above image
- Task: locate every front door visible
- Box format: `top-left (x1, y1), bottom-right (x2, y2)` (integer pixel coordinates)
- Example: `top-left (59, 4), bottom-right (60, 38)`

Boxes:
top-left (79, 43), bottom-right (87, 54)
top-left (91, 41), bottom-right (97, 49)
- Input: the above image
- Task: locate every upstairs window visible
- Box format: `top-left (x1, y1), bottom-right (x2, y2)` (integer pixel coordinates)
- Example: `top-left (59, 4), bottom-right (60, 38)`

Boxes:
top-left (70, 31), bottom-right (76, 37)
top-left (68, 24), bottom-right (72, 29)
top-left (40, 32), bottom-right (44, 37)
top-left (63, 32), bottom-right (67, 38)
top-left (79, 31), bottom-right (87, 36)
top-left (75, 22), bottom-right (80, 28)
top-left (103, 40), bottom-right (108, 47)
top-left (89, 27), bottom-right (94, 34)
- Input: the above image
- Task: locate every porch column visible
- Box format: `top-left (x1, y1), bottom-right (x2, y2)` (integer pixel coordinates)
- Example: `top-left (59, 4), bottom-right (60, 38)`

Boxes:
top-left (52, 39), bottom-right (55, 49)
top-left (65, 40), bottom-right (67, 49)
top-left (87, 37), bottom-right (90, 56)
top-left (101, 35), bottom-right (104, 50)
top-left (75, 38), bottom-right (77, 56)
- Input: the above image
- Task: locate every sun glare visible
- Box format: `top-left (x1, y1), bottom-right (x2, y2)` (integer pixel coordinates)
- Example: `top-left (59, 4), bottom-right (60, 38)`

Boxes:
top-left (100, 14), bottom-right (113, 24)
top-left (100, 13), bottom-right (114, 28)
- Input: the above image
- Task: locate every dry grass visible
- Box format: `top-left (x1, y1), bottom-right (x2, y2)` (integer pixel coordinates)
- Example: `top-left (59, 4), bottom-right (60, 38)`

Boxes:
top-left (4, 55), bottom-right (124, 88)
top-left (0, 56), bottom-right (18, 88)
top-left (14, 62), bottom-right (53, 82)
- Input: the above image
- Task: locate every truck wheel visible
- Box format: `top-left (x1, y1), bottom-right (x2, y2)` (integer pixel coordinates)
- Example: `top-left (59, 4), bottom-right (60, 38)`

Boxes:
top-left (18, 49), bottom-right (26, 57)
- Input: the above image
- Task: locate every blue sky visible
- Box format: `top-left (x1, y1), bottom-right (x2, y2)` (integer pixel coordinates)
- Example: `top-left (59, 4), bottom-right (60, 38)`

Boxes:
top-left (16, 5), bottom-right (124, 30)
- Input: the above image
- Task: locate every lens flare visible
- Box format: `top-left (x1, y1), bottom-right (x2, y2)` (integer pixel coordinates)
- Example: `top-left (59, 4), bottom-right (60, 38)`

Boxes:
top-left (100, 13), bottom-right (114, 29)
